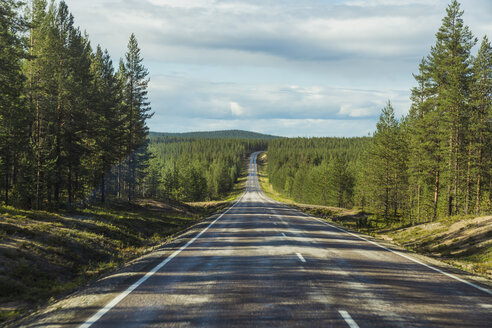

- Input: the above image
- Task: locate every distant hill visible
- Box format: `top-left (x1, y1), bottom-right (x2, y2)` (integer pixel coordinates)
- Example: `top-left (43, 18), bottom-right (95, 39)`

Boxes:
top-left (149, 129), bottom-right (280, 140)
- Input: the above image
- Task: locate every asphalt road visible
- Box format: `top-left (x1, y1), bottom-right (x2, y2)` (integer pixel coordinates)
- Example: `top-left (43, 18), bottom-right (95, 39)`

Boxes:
top-left (39, 152), bottom-right (492, 327)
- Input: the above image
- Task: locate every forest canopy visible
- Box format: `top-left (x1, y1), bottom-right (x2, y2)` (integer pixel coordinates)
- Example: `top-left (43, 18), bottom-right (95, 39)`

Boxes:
top-left (0, 0), bottom-right (152, 209)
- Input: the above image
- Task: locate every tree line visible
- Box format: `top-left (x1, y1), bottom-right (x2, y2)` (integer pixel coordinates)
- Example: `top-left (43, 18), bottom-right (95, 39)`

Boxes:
top-left (143, 137), bottom-right (268, 202)
top-left (362, 1), bottom-right (491, 222)
top-left (0, 0), bottom-right (152, 209)
top-left (266, 1), bottom-right (491, 222)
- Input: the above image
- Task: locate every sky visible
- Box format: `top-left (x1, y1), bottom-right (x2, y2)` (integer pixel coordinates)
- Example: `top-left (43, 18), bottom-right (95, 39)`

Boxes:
top-left (64, 0), bottom-right (492, 137)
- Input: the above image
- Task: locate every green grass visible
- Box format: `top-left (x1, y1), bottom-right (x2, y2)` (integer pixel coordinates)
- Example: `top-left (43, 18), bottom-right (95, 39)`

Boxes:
top-left (0, 202), bottom-right (200, 313)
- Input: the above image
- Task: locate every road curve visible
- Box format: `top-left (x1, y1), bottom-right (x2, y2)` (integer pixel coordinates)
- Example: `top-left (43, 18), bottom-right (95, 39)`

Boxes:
top-left (32, 152), bottom-right (492, 327)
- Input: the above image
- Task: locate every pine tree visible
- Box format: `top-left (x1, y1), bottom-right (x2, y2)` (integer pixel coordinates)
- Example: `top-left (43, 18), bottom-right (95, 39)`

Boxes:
top-left (470, 36), bottom-right (492, 214)
top-left (428, 0), bottom-right (476, 216)
top-left (123, 34), bottom-right (153, 201)
top-left (0, 0), bottom-right (28, 205)
top-left (89, 46), bottom-right (122, 203)
top-left (408, 58), bottom-right (437, 221)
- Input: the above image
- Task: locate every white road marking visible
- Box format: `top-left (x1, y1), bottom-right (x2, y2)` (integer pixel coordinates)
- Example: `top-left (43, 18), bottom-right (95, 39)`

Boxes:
top-left (339, 310), bottom-right (360, 328)
top-left (296, 252), bottom-right (306, 263)
top-left (79, 193), bottom-right (246, 328)
top-left (309, 217), bottom-right (492, 296)
top-left (281, 233), bottom-right (286, 237)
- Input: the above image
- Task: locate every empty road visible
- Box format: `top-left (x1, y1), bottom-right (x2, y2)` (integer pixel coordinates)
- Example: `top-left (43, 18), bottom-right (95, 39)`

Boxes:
top-left (31, 152), bottom-right (492, 327)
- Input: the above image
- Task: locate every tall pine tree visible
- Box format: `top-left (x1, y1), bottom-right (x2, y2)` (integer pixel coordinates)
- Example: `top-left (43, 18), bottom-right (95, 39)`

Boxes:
top-left (122, 34), bottom-right (153, 201)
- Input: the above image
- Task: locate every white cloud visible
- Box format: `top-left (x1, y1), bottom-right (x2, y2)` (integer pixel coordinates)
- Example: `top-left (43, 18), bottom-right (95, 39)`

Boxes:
top-left (146, 0), bottom-right (214, 9)
top-left (229, 101), bottom-right (244, 116)
top-left (345, 0), bottom-right (432, 7)
top-left (339, 104), bottom-right (374, 118)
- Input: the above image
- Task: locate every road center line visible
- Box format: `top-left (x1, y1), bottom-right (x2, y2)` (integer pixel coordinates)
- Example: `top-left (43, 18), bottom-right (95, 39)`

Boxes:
top-left (79, 193), bottom-right (246, 328)
top-left (339, 310), bottom-right (360, 328)
top-left (296, 252), bottom-right (306, 263)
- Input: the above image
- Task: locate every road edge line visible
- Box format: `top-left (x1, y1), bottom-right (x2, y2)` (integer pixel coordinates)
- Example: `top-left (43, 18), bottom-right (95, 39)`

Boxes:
top-left (79, 192), bottom-right (246, 328)
top-left (309, 216), bottom-right (492, 296)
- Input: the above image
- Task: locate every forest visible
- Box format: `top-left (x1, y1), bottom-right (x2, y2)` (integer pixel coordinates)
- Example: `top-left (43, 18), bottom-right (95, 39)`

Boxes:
top-left (0, 0), bottom-right (152, 209)
top-left (266, 137), bottom-right (369, 208)
top-left (266, 1), bottom-right (491, 223)
top-left (143, 137), bottom-right (268, 202)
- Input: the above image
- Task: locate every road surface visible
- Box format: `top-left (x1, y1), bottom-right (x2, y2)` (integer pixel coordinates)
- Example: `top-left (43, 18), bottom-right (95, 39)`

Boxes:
top-left (30, 152), bottom-right (492, 327)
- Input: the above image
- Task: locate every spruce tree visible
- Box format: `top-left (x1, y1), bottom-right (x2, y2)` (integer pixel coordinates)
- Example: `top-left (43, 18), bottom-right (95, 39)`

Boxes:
top-left (123, 33), bottom-right (153, 201)
top-left (364, 102), bottom-right (403, 219)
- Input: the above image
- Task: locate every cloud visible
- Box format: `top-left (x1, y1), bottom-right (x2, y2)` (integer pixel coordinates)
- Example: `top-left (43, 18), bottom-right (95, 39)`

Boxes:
top-left (229, 102), bottom-right (244, 116)
top-left (62, 0), bottom-right (491, 136)
top-left (148, 75), bottom-right (411, 124)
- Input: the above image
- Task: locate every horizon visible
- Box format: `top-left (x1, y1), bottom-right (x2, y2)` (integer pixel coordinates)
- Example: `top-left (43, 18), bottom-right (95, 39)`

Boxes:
top-left (149, 128), bottom-right (372, 138)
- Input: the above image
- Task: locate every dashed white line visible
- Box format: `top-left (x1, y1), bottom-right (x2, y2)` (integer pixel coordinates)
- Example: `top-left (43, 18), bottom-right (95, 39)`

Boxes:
top-left (339, 310), bottom-right (359, 328)
top-left (296, 252), bottom-right (306, 263)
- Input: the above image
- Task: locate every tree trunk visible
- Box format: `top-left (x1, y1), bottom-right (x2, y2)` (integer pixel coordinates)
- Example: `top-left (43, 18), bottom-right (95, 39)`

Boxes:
top-left (117, 163), bottom-right (121, 199)
top-left (433, 167), bottom-right (440, 221)
top-left (464, 140), bottom-right (472, 215)
top-left (474, 131), bottom-right (483, 214)
top-left (447, 134), bottom-right (453, 216)
top-left (417, 182), bottom-right (421, 223)
top-left (100, 172), bottom-right (105, 203)
top-left (36, 99), bottom-right (41, 209)
top-left (55, 100), bottom-right (61, 207)
top-left (68, 164), bottom-right (72, 208)
top-left (4, 160), bottom-right (9, 205)
top-left (453, 125), bottom-right (460, 215)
